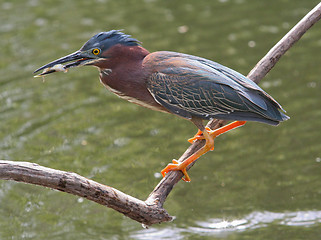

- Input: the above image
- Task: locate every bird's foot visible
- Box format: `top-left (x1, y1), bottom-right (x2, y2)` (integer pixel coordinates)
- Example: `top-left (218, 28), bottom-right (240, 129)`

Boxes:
top-left (188, 129), bottom-right (204, 143)
top-left (161, 159), bottom-right (191, 182)
top-left (162, 129), bottom-right (217, 182)
top-left (188, 127), bottom-right (215, 151)
top-left (162, 122), bottom-right (247, 183)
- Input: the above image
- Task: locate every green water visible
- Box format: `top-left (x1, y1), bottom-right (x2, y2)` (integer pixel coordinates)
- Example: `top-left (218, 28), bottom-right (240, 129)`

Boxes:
top-left (1, 0), bottom-right (321, 239)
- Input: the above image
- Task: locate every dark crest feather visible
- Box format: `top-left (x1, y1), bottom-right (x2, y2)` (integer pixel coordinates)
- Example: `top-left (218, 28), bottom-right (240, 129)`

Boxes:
top-left (80, 30), bottom-right (140, 51)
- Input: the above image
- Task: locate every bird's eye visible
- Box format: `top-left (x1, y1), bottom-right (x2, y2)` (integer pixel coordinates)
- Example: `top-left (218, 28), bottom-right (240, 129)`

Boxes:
top-left (92, 48), bottom-right (101, 55)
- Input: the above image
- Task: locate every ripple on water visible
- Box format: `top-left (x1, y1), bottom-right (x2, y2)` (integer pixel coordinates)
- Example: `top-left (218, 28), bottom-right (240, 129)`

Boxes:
top-left (131, 210), bottom-right (321, 239)
top-left (191, 210), bottom-right (321, 235)
top-left (0, 97), bottom-right (99, 155)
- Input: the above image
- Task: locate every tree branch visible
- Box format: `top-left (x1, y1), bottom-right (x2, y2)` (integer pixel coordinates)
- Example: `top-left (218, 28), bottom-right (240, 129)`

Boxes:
top-left (0, 160), bottom-right (172, 225)
top-left (0, 2), bottom-right (320, 226)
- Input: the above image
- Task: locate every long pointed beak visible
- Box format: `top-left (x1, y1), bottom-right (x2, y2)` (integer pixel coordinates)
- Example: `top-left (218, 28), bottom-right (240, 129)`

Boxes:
top-left (34, 51), bottom-right (97, 76)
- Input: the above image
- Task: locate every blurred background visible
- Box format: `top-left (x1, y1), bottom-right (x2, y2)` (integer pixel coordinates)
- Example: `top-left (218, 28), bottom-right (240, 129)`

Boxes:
top-left (0, 0), bottom-right (320, 239)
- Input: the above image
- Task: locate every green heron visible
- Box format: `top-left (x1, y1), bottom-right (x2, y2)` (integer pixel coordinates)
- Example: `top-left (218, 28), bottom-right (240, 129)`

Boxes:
top-left (34, 30), bottom-right (289, 182)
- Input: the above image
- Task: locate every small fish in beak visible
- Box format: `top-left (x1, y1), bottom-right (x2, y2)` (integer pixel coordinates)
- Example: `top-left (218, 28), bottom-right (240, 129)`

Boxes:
top-left (34, 64), bottom-right (68, 78)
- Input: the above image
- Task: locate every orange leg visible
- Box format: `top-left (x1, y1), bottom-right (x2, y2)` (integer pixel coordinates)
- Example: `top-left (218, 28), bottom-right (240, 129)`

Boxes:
top-left (188, 121), bottom-right (246, 143)
top-left (161, 129), bottom-right (214, 182)
top-left (161, 121), bottom-right (246, 182)
top-left (208, 120), bottom-right (246, 137)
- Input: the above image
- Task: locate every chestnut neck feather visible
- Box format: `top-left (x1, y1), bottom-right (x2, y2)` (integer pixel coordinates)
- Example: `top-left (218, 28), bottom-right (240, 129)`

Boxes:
top-left (97, 45), bottom-right (169, 113)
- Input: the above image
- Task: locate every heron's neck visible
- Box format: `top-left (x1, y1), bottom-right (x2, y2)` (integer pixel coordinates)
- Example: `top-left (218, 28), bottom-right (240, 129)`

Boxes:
top-left (97, 46), bottom-right (168, 113)
top-left (98, 45), bottom-right (149, 70)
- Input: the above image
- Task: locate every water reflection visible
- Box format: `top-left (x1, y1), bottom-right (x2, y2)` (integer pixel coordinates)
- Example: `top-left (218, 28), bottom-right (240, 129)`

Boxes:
top-left (133, 210), bottom-right (321, 239)
top-left (0, 96), bottom-right (99, 156)
top-left (193, 210), bottom-right (321, 231)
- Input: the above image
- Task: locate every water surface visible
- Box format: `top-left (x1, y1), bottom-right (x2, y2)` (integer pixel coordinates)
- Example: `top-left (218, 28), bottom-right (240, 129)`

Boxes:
top-left (0, 0), bottom-right (320, 239)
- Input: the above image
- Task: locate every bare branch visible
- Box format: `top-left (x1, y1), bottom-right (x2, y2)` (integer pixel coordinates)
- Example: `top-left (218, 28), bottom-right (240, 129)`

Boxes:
top-left (0, 2), bottom-right (320, 226)
top-left (0, 160), bottom-right (172, 225)
top-left (248, 2), bottom-right (321, 83)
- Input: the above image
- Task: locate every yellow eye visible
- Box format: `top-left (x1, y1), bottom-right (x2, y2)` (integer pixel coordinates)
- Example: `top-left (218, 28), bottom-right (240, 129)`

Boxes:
top-left (92, 48), bottom-right (100, 55)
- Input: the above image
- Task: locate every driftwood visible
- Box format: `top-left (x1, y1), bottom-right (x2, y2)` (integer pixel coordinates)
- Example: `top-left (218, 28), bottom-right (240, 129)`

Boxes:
top-left (0, 2), bottom-right (320, 226)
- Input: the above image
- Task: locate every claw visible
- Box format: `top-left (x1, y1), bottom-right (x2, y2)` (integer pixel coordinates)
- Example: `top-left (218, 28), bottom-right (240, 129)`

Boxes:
top-left (188, 129), bottom-right (204, 143)
top-left (161, 159), bottom-right (191, 182)
top-left (188, 127), bottom-right (215, 150)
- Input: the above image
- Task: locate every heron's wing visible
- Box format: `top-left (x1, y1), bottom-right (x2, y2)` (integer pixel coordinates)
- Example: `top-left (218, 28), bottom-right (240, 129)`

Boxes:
top-left (193, 56), bottom-right (285, 111)
top-left (146, 52), bottom-right (287, 123)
